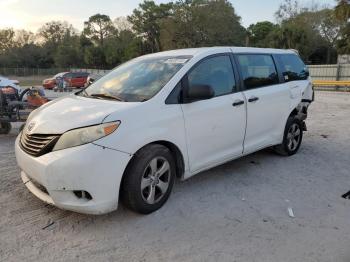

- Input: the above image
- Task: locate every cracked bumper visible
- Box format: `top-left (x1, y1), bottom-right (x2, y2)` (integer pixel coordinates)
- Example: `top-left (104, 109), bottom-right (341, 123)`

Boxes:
top-left (15, 135), bottom-right (132, 215)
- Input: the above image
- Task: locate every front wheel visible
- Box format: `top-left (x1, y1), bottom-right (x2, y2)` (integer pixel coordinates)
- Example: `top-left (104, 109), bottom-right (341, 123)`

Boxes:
top-left (274, 117), bottom-right (303, 156)
top-left (121, 144), bottom-right (175, 214)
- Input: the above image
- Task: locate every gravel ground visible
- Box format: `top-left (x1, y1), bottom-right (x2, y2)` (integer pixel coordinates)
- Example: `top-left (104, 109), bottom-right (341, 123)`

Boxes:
top-left (0, 91), bottom-right (350, 262)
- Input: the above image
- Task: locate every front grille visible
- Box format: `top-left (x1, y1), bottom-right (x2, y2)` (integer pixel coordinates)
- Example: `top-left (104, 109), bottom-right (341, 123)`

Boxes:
top-left (20, 132), bottom-right (60, 157)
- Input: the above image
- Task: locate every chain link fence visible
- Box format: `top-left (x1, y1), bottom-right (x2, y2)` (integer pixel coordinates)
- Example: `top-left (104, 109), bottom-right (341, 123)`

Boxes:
top-left (0, 68), bottom-right (72, 77)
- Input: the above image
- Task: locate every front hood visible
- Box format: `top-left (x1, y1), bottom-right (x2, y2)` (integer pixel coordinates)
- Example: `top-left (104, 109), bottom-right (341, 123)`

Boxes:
top-left (25, 95), bottom-right (138, 134)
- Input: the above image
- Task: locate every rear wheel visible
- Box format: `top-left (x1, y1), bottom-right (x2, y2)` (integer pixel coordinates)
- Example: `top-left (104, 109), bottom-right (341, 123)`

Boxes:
top-left (0, 121), bottom-right (11, 134)
top-left (274, 117), bottom-right (303, 156)
top-left (121, 144), bottom-right (175, 214)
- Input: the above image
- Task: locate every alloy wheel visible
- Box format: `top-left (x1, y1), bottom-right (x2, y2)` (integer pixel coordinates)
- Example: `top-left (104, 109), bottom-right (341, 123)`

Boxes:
top-left (287, 123), bottom-right (301, 151)
top-left (141, 157), bottom-right (171, 205)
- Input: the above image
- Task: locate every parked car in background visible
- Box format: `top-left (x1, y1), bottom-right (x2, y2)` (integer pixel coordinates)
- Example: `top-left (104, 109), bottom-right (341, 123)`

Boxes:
top-left (43, 72), bottom-right (68, 89)
top-left (16, 47), bottom-right (314, 215)
top-left (65, 72), bottom-right (90, 88)
top-left (43, 72), bottom-right (89, 89)
top-left (85, 72), bottom-right (105, 87)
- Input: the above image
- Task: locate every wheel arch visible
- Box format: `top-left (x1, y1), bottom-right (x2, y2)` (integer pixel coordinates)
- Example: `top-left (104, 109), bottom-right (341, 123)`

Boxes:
top-left (121, 140), bottom-right (186, 185)
top-left (289, 108), bottom-right (298, 118)
top-left (286, 101), bottom-right (309, 129)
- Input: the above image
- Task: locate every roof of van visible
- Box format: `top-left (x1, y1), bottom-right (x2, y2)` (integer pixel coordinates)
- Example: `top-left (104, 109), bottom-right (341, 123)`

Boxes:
top-left (141, 47), bottom-right (297, 58)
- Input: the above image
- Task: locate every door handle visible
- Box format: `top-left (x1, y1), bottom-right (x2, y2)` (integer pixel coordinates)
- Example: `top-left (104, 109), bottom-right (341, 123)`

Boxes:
top-left (232, 100), bottom-right (245, 107)
top-left (248, 96), bottom-right (259, 103)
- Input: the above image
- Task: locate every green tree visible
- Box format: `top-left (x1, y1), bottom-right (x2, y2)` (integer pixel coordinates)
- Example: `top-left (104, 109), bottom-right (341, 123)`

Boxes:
top-left (0, 43), bottom-right (51, 68)
top-left (14, 30), bottom-right (35, 47)
top-left (271, 0), bottom-right (343, 62)
top-left (315, 9), bottom-right (343, 61)
top-left (0, 28), bottom-right (15, 53)
top-left (128, 0), bottom-right (173, 52)
top-left (114, 17), bottom-right (132, 32)
top-left (334, 0), bottom-right (350, 54)
top-left (334, 0), bottom-right (350, 21)
top-left (84, 46), bottom-right (106, 68)
top-left (38, 21), bottom-right (76, 45)
top-left (83, 14), bottom-right (116, 46)
top-left (247, 21), bottom-right (278, 47)
top-left (160, 0), bottom-right (246, 50)
top-left (268, 23), bottom-right (310, 56)
top-left (54, 35), bottom-right (84, 67)
top-left (337, 26), bottom-right (350, 54)
top-left (275, 0), bottom-right (303, 22)
top-left (37, 21), bottom-right (77, 67)
top-left (104, 30), bottom-right (142, 66)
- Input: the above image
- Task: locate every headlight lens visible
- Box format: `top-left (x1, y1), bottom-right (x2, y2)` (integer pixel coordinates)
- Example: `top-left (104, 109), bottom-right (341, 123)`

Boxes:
top-left (53, 121), bottom-right (120, 151)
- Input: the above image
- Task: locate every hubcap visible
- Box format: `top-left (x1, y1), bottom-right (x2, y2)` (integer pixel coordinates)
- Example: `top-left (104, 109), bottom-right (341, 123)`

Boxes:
top-left (287, 123), bottom-right (301, 151)
top-left (141, 157), bottom-right (171, 205)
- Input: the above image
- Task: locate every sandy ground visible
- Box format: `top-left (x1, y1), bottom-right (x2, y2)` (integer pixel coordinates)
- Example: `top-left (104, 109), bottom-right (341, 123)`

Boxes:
top-left (0, 91), bottom-right (350, 262)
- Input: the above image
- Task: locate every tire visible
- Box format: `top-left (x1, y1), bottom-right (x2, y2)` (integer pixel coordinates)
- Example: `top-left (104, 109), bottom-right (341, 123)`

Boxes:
top-left (274, 117), bottom-right (303, 156)
top-left (0, 121), bottom-right (11, 134)
top-left (19, 88), bottom-right (30, 101)
top-left (121, 144), bottom-right (176, 214)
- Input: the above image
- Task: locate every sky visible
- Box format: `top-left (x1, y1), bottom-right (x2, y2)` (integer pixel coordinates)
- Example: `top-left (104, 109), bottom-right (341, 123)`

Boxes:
top-left (0, 0), bottom-right (336, 32)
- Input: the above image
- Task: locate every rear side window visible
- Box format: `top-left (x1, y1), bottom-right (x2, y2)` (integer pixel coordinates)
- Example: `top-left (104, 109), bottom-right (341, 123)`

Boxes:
top-left (77, 72), bottom-right (89, 77)
top-left (279, 54), bottom-right (309, 82)
top-left (237, 54), bottom-right (279, 89)
top-left (188, 55), bottom-right (236, 97)
top-left (73, 72), bottom-right (86, 78)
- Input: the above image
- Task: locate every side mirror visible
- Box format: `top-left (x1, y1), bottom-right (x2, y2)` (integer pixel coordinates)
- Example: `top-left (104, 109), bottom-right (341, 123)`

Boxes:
top-left (301, 69), bottom-right (309, 79)
top-left (185, 84), bottom-right (215, 103)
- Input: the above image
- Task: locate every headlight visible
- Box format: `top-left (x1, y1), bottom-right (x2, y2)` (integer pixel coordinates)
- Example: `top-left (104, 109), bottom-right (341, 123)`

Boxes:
top-left (53, 121), bottom-right (120, 151)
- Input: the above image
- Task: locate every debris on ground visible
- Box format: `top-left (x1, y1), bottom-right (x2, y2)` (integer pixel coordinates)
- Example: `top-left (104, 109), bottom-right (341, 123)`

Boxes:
top-left (42, 221), bottom-right (55, 230)
top-left (341, 191), bottom-right (350, 199)
top-left (288, 207), bottom-right (295, 218)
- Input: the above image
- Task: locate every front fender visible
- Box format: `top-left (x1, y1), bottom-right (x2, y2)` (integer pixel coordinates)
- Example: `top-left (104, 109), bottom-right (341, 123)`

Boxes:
top-left (94, 103), bottom-right (190, 174)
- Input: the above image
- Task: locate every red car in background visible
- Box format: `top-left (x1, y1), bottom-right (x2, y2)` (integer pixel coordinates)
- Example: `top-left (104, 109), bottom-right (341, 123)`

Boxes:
top-left (43, 72), bottom-right (89, 89)
top-left (43, 72), bottom-right (68, 89)
top-left (66, 72), bottom-right (90, 88)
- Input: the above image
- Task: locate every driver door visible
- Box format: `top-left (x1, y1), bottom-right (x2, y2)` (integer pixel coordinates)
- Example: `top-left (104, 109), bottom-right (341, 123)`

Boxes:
top-left (180, 54), bottom-right (246, 173)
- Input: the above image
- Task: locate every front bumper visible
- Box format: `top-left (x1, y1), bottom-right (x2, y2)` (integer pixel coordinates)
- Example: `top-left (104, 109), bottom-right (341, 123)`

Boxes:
top-left (15, 135), bottom-right (132, 215)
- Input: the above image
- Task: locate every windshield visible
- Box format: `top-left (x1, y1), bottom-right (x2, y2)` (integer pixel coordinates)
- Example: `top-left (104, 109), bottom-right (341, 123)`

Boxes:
top-left (82, 56), bottom-right (191, 102)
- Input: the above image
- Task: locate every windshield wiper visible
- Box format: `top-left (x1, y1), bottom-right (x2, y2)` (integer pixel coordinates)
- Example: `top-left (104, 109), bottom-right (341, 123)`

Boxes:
top-left (90, 93), bottom-right (124, 101)
top-left (80, 88), bottom-right (89, 97)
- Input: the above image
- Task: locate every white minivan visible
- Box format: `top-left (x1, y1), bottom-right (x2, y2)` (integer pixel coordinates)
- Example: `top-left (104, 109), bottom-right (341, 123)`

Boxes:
top-left (15, 47), bottom-right (314, 214)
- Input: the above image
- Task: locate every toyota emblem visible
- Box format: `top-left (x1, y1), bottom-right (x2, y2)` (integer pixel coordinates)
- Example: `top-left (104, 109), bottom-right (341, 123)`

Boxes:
top-left (27, 122), bottom-right (36, 132)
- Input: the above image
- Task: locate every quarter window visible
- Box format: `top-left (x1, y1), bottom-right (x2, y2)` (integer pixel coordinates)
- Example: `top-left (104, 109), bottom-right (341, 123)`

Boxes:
top-left (237, 54), bottom-right (279, 89)
top-left (188, 55), bottom-right (236, 97)
top-left (279, 54), bottom-right (309, 82)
